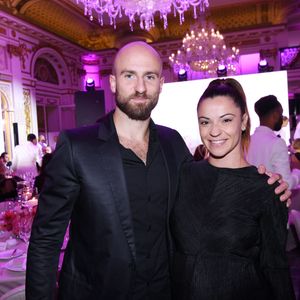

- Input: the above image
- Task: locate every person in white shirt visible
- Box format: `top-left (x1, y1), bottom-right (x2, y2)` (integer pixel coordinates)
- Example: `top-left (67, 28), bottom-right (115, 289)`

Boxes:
top-left (293, 118), bottom-right (300, 140)
top-left (12, 133), bottom-right (41, 178)
top-left (247, 95), bottom-right (300, 189)
top-left (37, 134), bottom-right (47, 155)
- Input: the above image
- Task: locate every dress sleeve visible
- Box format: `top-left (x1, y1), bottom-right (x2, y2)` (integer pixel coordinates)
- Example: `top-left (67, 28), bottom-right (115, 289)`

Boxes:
top-left (259, 189), bottom-right (295, 300)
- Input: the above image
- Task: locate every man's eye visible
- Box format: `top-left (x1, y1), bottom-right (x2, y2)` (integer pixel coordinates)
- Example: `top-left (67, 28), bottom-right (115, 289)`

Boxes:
top-left (146, 75), bottom-right (156, 80)
top-left (124, 74), bottom-right (134, 79)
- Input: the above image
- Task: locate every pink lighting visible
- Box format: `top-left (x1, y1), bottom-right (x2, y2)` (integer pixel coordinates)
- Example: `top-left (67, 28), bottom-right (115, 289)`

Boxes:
top-left (81, 54), bottom-right (100, 91)
top-left (280, 46), bottom-right (300, 69)
top-left (258, 59), bottom-right (268, 67)
top-left (238, 53), bottom-right (260, 75)
top-left (85, 78), bottom-right (95, 92)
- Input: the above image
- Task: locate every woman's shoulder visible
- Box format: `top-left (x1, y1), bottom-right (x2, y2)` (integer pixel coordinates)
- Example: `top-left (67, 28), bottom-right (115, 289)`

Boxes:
top-left (182, 160), bottom-right (214, 175)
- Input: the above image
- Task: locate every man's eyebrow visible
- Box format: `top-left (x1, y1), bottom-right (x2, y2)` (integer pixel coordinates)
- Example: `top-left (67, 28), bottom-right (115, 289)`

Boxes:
top-left (119, 70), bottom-right (160, 76)
top-left (120, 69), bottom-right (136, 75)
top-left (144, 71), bottom-right (160, 76)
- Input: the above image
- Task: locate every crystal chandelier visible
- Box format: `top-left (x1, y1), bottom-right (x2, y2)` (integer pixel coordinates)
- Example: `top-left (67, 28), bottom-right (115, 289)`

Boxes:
top-left (169, 24), bottom-right (240, 78)
top-left (76, 0), bottom-right (209, 31)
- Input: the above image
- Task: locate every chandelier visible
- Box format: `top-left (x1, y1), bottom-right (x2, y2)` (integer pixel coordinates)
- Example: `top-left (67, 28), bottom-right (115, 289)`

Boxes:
top-left (169, 25), bottom-right (240, 78)
top-left (76, 0), bottom-right (210, 31)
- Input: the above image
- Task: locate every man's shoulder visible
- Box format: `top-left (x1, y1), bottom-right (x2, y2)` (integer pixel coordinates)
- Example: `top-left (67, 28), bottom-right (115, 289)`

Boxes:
top-left (273, 135), bottom-right (288, 150)
top-left (251, 127), bottom-right (277, 143)
top-left (155, 124), bottom-right (180, 137)
top-left (155, 124), bottom-right (187, 146)
top-left (61, 124), bottom-right (100, 141)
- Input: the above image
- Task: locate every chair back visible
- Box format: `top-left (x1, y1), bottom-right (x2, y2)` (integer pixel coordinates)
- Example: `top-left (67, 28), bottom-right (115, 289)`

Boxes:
top-left (0, 178), bottom-right (17, 201)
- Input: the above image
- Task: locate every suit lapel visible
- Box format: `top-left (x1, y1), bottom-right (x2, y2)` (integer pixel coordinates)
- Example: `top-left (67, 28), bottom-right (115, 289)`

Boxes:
top-left (156, 125), bottom-right (181, 263)
top-left (97, 113), bottom-right (136, 261)
top-left (156, 127), bottom-right (177, 215)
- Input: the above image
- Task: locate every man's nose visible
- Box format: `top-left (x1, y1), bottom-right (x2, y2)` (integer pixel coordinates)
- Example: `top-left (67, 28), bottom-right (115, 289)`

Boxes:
top-left (135, 77), bottom-right (146, 94)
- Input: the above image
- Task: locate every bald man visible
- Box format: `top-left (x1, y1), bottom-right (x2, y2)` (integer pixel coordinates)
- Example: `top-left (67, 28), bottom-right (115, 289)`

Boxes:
top-left (26, 42), bottom-right (290, 300)
top-left (26, 42), bottom-right (191, 300)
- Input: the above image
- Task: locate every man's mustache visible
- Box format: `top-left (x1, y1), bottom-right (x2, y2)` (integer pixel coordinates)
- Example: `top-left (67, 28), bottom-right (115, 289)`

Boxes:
top-left (132, 92), bottom-right (147, 98)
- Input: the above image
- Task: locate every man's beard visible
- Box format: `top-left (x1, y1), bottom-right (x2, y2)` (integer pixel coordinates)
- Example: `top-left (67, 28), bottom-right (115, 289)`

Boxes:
top-left (115, 90), bottom-right (159, 121)
top-left (274, 118), bottom-right (283, 131)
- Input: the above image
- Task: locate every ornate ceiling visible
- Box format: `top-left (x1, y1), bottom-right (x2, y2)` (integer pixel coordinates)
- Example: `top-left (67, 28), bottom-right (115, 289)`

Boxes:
top-left (0, 0), bottom-right (295, 51)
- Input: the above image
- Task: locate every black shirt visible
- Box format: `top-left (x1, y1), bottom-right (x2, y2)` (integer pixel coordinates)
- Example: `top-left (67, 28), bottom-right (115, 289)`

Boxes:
top-left (120, 122), bottom-right (170, 300)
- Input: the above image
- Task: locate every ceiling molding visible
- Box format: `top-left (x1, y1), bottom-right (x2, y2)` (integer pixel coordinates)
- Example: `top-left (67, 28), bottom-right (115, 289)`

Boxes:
top-left (0, 0), bottom-right (295, 51)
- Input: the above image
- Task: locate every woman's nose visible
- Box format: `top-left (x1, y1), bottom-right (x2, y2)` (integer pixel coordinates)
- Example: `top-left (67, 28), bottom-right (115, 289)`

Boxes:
top-left (209, 123), bottom-right (221, 136)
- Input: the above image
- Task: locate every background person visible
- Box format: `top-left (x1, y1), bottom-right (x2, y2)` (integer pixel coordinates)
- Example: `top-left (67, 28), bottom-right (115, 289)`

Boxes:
top-left (247, 95), bottom-right (300, 189)
top-left (33, 153), bottom-right (53, 194)
top-left (290, 138), bottom-right (300, 170)
top-left (12, 133), bottom-right (41, 178)
top-left (0, 152), bottom-right (10, 177)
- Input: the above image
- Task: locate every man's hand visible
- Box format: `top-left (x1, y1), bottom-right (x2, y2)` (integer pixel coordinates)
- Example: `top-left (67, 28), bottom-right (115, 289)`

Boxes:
top-left (257, 164), bottom-right (291, 207)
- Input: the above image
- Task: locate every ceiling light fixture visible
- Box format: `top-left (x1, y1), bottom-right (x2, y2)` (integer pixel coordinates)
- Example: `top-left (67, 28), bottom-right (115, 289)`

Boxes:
top-left (258, 59), bottom-right (273, 73)
top-left (216, 64), bottom-right (227, 77)
top-left (169, 24), bottom-right (240, 78)
top-left (76, 0), bottom-right (209, 31)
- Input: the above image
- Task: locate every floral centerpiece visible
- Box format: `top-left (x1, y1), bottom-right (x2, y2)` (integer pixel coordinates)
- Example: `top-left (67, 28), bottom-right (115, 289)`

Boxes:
top-left (0, 205), bottom-right (37, 238)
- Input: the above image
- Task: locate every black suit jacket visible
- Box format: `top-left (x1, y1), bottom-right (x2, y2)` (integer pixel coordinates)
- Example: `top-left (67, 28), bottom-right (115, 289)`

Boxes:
top-left (26, 112), bottom-right (191, 300)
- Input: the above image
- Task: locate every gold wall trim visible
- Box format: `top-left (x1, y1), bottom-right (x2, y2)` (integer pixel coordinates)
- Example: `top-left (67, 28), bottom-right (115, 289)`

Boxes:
top-left (23, 88), bottom-right (32, 135)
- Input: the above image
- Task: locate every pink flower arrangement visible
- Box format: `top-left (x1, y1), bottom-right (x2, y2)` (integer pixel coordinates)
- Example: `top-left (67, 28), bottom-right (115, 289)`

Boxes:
top-left (0, 205), bottom-right (37, 236)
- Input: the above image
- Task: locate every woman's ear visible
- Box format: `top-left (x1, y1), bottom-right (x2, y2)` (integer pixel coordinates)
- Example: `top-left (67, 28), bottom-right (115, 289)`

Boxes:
top-left (241, 113), bottom-right (248, 131)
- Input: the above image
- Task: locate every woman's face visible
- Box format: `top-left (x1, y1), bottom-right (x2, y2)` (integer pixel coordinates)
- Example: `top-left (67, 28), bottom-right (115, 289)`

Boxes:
top-left (197, 95), bottom-right (248, 167)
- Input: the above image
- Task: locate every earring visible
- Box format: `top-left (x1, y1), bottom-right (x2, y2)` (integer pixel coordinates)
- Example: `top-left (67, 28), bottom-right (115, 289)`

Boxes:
top-left (242, 126), bottom-right (246, 132)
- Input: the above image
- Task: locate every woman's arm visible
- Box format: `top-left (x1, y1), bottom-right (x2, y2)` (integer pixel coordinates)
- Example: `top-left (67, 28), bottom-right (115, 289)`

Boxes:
top-left (259, 190), bottom-right (295, 300)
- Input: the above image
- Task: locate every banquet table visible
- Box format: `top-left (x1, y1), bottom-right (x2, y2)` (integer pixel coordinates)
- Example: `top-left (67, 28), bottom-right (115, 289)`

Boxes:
top-left (0, 235), bottom-right (66, 298)
top-left (0, 194), bottom-right (69, 298)
top-left (0, 199), bottom-right (37, 297)
top-left (0, 237), bottom-right (27, 297)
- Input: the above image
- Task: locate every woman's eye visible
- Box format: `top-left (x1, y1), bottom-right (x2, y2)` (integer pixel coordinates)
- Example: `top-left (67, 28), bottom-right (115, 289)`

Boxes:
top-left (199, 120), bottom-right (209, 126)
top-left (223, 118), bottom-right (232, 123)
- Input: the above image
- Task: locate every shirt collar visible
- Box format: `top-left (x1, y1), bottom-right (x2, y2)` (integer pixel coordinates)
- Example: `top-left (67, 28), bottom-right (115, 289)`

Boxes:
top-left (254, 125), bottom-right (277, 137)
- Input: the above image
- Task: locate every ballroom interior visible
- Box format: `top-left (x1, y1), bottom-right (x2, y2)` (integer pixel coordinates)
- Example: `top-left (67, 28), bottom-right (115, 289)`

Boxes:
top-left (0, 0), bottom-right (299, 157)
top-left (0, 0), bottom-right (300, 298)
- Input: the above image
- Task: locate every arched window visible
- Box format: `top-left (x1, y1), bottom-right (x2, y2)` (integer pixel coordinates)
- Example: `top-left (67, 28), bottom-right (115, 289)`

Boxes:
top-left (34, 57), bottom-right (59, 84)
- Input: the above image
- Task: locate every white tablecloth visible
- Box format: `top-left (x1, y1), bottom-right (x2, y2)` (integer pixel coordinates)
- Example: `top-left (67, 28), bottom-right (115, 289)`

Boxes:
top-left (0, 240), bottom-right (27, 296)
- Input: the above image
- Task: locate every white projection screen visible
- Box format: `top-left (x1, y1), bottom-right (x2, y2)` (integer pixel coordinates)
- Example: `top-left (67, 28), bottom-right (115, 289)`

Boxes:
top-left (152, 71), bottom-right (289, 154)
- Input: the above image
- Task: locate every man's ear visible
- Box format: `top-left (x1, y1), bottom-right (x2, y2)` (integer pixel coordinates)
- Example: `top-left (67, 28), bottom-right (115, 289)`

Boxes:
top-left (109, 74), bottom-right (116, 93)
top-left (159, 76), bottom-right (165, 93)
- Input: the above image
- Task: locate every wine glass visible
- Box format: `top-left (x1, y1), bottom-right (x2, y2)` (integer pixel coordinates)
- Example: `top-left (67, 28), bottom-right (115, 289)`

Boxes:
top-left (19, 207), bottom-right (34, 243)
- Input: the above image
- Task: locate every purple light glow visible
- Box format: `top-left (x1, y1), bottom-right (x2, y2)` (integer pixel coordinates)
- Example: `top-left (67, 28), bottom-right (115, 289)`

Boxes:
top-left (81, 53), bottom-right (100, 90)
top-left (280, 47), bottom-right (300, 68)
top-left (258, 59), bottom-right (268, 67)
